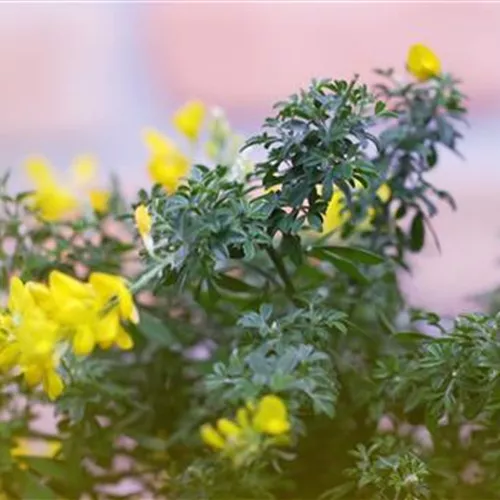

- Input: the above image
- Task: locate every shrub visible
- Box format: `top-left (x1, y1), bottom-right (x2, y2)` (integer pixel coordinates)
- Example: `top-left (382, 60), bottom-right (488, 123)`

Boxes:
top-left (2, 44), bottom-right (495, 500)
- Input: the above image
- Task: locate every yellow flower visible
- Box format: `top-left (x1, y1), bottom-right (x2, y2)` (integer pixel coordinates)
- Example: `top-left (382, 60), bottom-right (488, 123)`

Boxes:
top-left (25, 154), bottom-right (106, 221)
top-left (322, 183), bottom-right (391, 234)
top-left (89, 189), bottom-right (111, 214)
top-left (323, 191), bottom-right (349, 234)
top-left (200, 424), bottom-right (226, 450)
top-left (89, 272), bottom-right (138, 324)
top-left (199, 394), bottom-right (291, 463)
top-left (407, 44), bottom-right (441, 81)
top-left (252, 395), bottom-right (291, 435)
top-left (217, 418), bottom-right (242, 440)
top-left (143, 128), bottom-right (190, 194)
top-left (11, 437), bottom-right (62, 471)
top-left (376, 183), bottom-right (392, 204)
top-left (35, 271), bottom-right (137, 356)
top-left (134, 204), bottom-right (152, 240)
top-left (173, 100), bottom-right (206, 142)
top-left (0, 277), bottom-right (64, 400)
top-left (88, 272), bottom-right (138, 350)
top-left (25, 157), bottom-right (79, 222)
top-left (11, 437), bottom-right (61, 459)
top-left (2, 271), bottom-right (138, 399)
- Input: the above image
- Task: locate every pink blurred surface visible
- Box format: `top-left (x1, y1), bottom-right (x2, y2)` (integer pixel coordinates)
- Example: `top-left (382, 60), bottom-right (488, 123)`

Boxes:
top-left (0, 2), bottom-right (499, 315)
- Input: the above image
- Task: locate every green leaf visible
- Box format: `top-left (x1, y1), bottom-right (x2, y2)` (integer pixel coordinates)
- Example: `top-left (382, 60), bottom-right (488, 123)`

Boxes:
top-left (213, 273), bottom-right (258, 293)
top-left (23, 457), bottom-right (67, 481)
top-left (138, 310), bottom-right (178, 347)
top-left (394, 331), bottom-right (431, 343)
top-left (308, 248), bottom-right (369, 283)
top-left (409, 212), bottom-right (425, 252)
top-left (315, 245), bottom-right (384, 265)
top-left (375, 100), bottom-right (386, 114)
top-left (21, 471), bottom-right (57, 500)
top-left (427, 145), bottom-right (438, 167)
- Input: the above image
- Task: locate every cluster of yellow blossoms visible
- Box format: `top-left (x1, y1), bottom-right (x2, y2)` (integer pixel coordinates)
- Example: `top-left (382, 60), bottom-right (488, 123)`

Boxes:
top-left (24, 100), bottom-right (244, 224)
top-left (0, 270), bottom-right (138, 400)
top-left (143, 100), bottom-right (206, 195)
top-left (200, 395), bottom-right (291, 467)
top-left (144, 100), bottom-right (251, 193)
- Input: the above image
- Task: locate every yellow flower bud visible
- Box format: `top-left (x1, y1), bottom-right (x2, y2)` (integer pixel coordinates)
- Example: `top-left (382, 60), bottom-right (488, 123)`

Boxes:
top-left (173, 100), bottom-right (206, 142)
top-left (200, 424), bottom-right (225, 450)
top-left (216, 418), bottom-right (242, 439)
top-left (376, 183), bottom-right (392, 203)
top-left (134, 204), bottom-right (152, 240)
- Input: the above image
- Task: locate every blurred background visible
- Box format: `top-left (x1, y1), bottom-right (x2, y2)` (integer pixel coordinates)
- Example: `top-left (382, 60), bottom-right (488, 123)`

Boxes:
top-left (1, 2), bottom-right (499, 316)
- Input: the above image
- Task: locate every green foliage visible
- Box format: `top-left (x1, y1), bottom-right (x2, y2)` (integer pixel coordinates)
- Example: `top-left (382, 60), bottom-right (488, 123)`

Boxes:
top-left (364, 70), bottom-right (467, 263)
top-left (244, 78), bottom-right (381, 238)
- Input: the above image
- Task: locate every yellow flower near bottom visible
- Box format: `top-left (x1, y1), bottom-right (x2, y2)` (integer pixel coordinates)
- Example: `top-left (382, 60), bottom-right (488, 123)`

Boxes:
top-left (200, 394), bottom-right (291, 460)
top-left (252, 395), bottom-right (291, 435)
top-left (407, 44), bottom-right (441, 82)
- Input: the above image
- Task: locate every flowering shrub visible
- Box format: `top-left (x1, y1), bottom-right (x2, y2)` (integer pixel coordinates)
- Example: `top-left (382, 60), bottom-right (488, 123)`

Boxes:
top-left (1, 44), bottom-right (496, 500)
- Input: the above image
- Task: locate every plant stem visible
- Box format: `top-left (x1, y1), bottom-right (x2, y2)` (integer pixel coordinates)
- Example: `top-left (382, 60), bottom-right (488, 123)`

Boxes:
top-left (266, 246), bottom-right (296, 298)
top-left (130, 261), bottom-right (169, 294)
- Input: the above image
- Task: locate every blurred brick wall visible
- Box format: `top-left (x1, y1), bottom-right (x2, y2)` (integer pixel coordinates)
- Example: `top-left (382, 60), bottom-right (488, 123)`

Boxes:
top-left (0, 4), bottom-right (121, 143)
top-left (140, 3), bottom-right (500, 119)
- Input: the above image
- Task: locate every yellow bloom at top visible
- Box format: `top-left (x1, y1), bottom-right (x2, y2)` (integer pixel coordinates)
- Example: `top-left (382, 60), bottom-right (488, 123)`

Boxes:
top-left (143, 128), bottom-right (190, 194)
top-left (173, 100), bottom-right (206, 142)
top-left (407, 44), bottom-right (441, 82)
